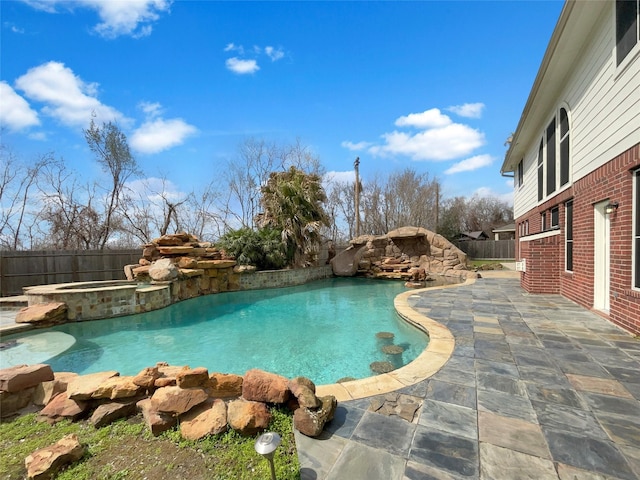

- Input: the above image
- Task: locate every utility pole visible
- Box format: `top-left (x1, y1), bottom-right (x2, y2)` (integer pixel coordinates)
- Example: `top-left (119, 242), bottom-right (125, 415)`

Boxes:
top-left (354, 157), bottom-right (360, 237)
top-left (435, 181), bottom-right (439, 233)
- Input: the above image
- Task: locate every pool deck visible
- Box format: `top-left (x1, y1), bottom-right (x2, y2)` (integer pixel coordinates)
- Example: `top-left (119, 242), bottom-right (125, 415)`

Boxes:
top-left (295, 272), bottom-right (640, 479)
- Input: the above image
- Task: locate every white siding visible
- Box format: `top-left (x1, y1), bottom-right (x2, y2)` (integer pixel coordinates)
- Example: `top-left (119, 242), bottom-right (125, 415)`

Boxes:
top-left (514, 2), bottom-right (640, 218)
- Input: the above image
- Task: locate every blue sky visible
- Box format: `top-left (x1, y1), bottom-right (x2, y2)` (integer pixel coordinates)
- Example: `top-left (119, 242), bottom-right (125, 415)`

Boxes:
top-left (1, 0), bottom-right (564, 204)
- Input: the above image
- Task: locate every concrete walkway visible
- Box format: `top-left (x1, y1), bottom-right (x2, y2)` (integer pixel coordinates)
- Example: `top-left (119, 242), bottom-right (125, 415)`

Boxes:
top-left (295, 274), bottom-right (640, 479)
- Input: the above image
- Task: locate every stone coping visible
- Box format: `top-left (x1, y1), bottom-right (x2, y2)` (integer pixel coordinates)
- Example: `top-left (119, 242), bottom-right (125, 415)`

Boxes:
top-left (315, 276), bottom-right (476, 401)
top-left (24, 280), bottom-right (140, 294)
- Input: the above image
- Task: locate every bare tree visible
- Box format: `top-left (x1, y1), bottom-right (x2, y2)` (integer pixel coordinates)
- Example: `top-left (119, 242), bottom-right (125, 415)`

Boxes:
top-left (84, 118), bottom-right (141, 248)
top-left (0, 146), bottom-right (56, 249)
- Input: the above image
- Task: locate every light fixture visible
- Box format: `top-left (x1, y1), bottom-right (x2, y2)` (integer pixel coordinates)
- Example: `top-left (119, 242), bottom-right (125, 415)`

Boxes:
top-left (255, 431), bottom-right (281, 480)
top-left (605, 201), bottom-right (619, 215)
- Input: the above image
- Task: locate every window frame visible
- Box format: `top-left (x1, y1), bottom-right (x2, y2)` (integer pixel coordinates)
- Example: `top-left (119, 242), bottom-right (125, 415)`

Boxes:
top-left (566, 200), bottom-right (573, 272)
top-left (634, 170), bottom-right (640, 289)
top-left (517, 159), bottom-right (524, 188)
top-left (537, 105), bottom-right (571, 204)
top-left (616, 0), bottom-right (640, 67)
top-left (550, 206), bottom-right (560, 229)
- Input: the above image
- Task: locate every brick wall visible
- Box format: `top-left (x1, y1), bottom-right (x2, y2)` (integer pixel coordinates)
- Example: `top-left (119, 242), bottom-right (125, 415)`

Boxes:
top-left (516, 142), bottom-right (640, 335)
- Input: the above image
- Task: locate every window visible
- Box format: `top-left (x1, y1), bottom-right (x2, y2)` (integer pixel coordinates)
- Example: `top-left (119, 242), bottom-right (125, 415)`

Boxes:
top-left (566, 200), bottom-right (573, 272)
top-left (551, 206), bottom-right (559, 229)
top-left (617, 0), bottom-right (639, 65)
top-left (546, 118), bottom-right (557, 195)
top-left (541, 212), bottom-right (547, 231)
top-left (560, 108), bottom-right (570, 186)
top-left (537, 139), bottom-right (544, 201)
top-left (634, 170), bottom-right (640, 288)
top-left (517, 159), bottom-right (524, 187)
top-left (538, 107), bottom-right (571, 202)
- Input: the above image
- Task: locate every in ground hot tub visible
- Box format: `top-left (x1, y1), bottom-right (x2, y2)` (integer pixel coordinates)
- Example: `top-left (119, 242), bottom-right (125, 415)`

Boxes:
top-left (23, 280), bottom-right (171, 321)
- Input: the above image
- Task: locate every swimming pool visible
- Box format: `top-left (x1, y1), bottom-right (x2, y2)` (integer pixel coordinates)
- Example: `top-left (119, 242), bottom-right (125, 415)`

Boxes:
top-left (1, 277), bottom-right (450, 384)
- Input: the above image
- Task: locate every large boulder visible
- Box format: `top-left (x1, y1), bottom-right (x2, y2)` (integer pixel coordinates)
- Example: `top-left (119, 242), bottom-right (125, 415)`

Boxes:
top-left (133, 366), bottom-right (160, 389)
top-left (294, 395), bottom-right (337, 438)
top-left (66, 371), bottom-right (119, 400)
top-left (179, 398), bottom-right (228, 440)
top-left (137, 398), bottom-right (176, 436)
top-left (90, 400), bottom-right (138, 428)
top-left (227, 399), bottom-right (271, 436)
top-left (209, 373), bottom-right (243, 398)
top-left (0, 364), bottom-right (54, 393)
top-left (242, 369), bottom-right (290, 404)
top-left (176, 367), bottom-right (209, 388)
top-left (33, 372), bottom-right (78, 406)
top-left (15, 304), bottom-right (67, 327)
top-left (148, 258), bottom-right (178, 281)
top-left (91, 376), bottom-right (143, 400)
top-left (37, 393), bottom-right (88, 423)
top-left (25, 433), bottom-right (85, 480)
top-left (150, 386), bottom-right (208, 415)
top-left (1, 387), bottom-right (37, 417)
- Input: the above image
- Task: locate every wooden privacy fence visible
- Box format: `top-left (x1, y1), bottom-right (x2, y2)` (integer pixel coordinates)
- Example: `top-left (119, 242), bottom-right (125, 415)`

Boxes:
top-left (0, 250), bottom-right (140, 297)
top-left (453, 240), bottom-right (515, 260)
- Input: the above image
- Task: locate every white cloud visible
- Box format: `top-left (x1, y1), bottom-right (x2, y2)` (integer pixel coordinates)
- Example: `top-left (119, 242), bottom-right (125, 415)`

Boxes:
top-left (323, 170), bottom-right (356, 185)
top-left (225, 57), bottom-right (260, 75)
top-left (138, 101), bottom-right (163, 118)
top-left (22, 0), bottom-right (172, 38)
top-left (224, 43), bottom-right (243, 54)
top-left (14, 61), bottom-right (125, 127)
top-left (0, 81), bottom-right (40, 131)
top-left (341, 140), bottom-right (371, 151)
top-left (447, 102), bottom-right (485, 119)
top-left (369, 123), bottom-right (485, 161)
top-left (130, 117), bottom-right (197, 154)
top-left (472, 186), bottom-right (513, 205)
top-left (265, 46), bottom-right (285, 61)
top-left (126, 176), bottom-right (185, 200)
top-left (444, 154), bottom-right (493, 175)
top-left (395, 108), bottom-right (452, 129)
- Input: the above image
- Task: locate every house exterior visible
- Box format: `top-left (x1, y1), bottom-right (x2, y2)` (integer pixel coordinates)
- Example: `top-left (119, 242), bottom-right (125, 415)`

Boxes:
top-left (492, 223), bottom-right (516, 240)
top-left (459, 231), bottom-right (490, 241)
top-left (501, 0), bottom-right (640, 335)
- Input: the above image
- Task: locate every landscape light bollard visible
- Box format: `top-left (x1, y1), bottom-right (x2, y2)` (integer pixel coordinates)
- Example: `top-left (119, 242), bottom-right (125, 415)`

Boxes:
top-left (254, 431), bottom-right (281, 480)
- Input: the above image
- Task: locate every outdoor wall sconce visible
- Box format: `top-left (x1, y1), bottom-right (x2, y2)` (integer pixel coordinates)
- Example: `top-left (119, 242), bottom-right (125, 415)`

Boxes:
top-left (605, 201), bottom-right (619, 215)
top-left (255, 431), bottom-right (281, 480)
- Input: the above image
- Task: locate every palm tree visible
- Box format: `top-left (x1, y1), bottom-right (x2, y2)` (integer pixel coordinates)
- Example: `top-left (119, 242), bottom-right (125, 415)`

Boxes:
top-left (258, 166), bottom-right (330, 267)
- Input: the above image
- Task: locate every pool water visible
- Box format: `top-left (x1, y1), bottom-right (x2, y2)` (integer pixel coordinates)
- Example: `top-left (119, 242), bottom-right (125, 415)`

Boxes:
top-left (1, 277), bottom-right (434, 384)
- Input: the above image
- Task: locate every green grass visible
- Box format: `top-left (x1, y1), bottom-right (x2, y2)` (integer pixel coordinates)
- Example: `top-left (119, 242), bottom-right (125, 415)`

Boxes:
top-left (0, 408), bottom-right (300, 480)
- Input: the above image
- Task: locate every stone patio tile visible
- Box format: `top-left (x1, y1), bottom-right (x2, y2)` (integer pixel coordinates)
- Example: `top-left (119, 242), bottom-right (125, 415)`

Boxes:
top-left (512, 351), bottom-right (557, 370)
top-left (477, 389), bottom-right (537, 423)
top-left (518, 365), bottom-right (571, 388)
top-left (295, 430), bottom-right (347, 480)
top-left (473, 325), bottom-right (505, 335)
top-left (566, 374), bottom-right (634, 398)
top-left (478, 411), bottom-right (551, 458)
top-left (531, 400), bottom-right (608, 440)
top-left (474, 344), bottom-right (514, 364)
top-left (622, 381), bottom-right (640, 401)
top-left (479, 443), bottom-right (557, 480)
top-left (404, 460), bottom-right (475, 480)
top-left (619, 445), bottom-right (640, 479)
top-left (473, 315), bottom-right (499, 324)
top-left (323, 404), bottom-right (366, 439)
top-left (556, 463), bottom-right (609, 480)
top-left (604, 365), bottom-right (640, 384)
top-left (418, 399), bottom-right (477, 440)
top-left (476, 372), bottom-right (527, 396)
top-left (350, 410), bottom-right (416, 458)
top-left (425, 379), bottom-right (476, 409)
top-left (396, 379), bottom-right (430, 398)
top-left (478, 411), bottom-right (550, 459)
top-left (409, 425), bottom-right (479, 478)
top-left (581, 391), bottom-right (640, 416)
top-left (555, 359), bottom-right (612, 377)
top-left (445, 355), bottom-right (475, 371)
top-left (432, 365), bottom-right (476, 387)
top-left (326, 442), bottom-right (406, 480)
top-left (525, 383), bottom-right (587, 409)
top-left (505, 335), bottom-right (544, 347)
top-left (595, 412), bottom-right (640, 446)
top-left (474, 359), bottom-right (519, 378)
top-left (543, 429), bottom-right (636, 480)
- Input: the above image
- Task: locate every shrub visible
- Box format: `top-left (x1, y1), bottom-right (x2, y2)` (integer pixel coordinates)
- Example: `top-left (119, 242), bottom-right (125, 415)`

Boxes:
top-left (217, 227), bottom-right (290, 270)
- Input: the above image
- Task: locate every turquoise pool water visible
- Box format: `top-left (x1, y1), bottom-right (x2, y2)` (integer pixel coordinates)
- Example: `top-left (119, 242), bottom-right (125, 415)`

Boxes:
top-left (1, 278), bottom-right (435, 384)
